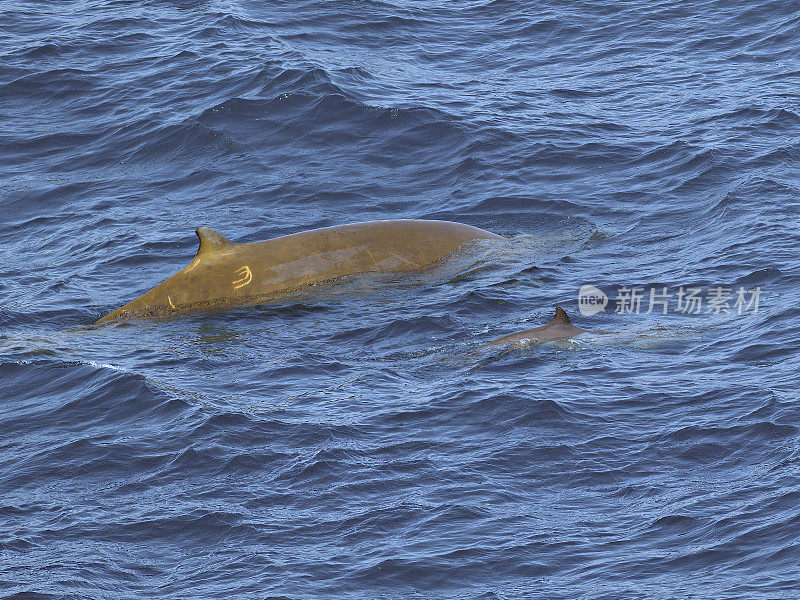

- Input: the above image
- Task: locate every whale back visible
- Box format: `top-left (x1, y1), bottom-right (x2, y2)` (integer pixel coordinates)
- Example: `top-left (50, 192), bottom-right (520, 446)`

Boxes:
top-left (486, 307), bottom-right (586, 346)
top-left (95, 219), bottom-right (505, 324)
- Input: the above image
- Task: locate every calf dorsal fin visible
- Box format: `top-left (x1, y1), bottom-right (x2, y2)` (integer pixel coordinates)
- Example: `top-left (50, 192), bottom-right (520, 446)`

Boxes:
top-left (195, 227), bottom-right (234, 257)
top-left (547, 306), bottom-right (571, 325)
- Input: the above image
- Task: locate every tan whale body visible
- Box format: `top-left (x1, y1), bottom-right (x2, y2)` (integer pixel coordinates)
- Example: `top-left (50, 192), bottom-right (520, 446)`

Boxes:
top-left (95, 219), bottom-right (505, 325)
top-left (487, 307), bottom-right (587, 346)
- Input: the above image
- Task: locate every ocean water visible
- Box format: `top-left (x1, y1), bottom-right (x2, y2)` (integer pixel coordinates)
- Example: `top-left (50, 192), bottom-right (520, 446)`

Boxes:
top-left (2, 1), bottom-right (799, 598)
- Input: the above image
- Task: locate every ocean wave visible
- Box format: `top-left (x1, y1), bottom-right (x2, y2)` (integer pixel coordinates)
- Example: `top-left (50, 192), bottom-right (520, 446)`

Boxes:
top-left (2, 0), bottom-right (799, 597)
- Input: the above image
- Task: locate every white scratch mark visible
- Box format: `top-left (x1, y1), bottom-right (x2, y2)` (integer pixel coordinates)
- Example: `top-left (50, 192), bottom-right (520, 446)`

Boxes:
top-left (233, 265), bottom-right (253, 289)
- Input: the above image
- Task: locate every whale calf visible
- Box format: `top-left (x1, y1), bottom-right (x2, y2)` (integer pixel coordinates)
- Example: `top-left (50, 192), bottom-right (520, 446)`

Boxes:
top-left (95, 219), bottom-right (505, 324)
top-left (486, 307), bottom-right (587, 346)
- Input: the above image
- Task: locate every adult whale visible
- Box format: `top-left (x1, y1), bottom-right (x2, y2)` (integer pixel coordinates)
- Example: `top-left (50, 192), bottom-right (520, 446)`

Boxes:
top-left (95, 219), bottom-right (505, 324)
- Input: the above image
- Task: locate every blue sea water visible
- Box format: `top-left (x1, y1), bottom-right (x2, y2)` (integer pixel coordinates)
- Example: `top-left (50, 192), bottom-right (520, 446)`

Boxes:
top-left (2, 1), bottom-right (800, 598)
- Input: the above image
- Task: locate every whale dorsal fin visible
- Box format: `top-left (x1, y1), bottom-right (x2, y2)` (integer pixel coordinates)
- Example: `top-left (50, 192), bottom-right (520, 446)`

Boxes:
top-left (195, 227), bottom-right (234, 257)
top-left (547, 307), bottom-right (571, 325)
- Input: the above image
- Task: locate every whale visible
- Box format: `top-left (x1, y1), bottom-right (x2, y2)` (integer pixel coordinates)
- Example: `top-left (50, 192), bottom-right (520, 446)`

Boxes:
top-left (95, 219), bottom-right (506, 324)
top-left (486, 307), bottom-right (587, 346)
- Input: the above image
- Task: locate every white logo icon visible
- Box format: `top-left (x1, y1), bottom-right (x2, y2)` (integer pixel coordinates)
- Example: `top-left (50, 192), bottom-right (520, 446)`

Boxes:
top-left (578, 285), bottom-right (608, 316)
